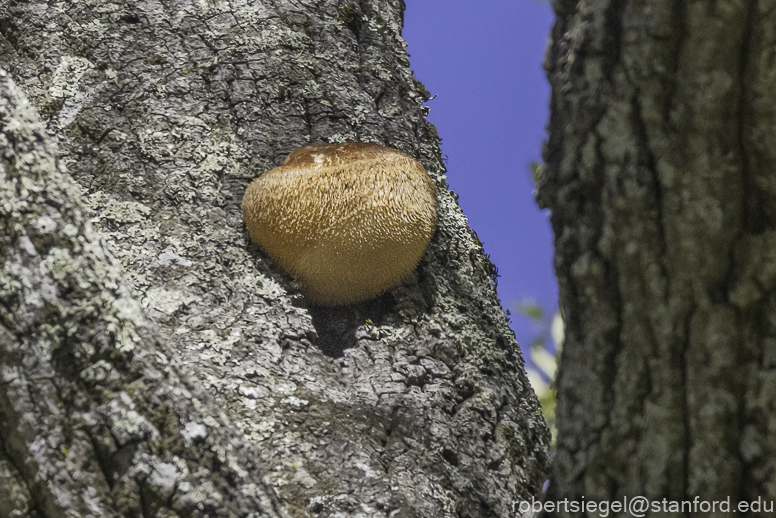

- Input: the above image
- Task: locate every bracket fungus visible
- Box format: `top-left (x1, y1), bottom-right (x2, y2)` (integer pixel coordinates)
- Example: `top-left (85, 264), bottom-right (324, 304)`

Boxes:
top-left (242, 142), bottom-right (439, 306)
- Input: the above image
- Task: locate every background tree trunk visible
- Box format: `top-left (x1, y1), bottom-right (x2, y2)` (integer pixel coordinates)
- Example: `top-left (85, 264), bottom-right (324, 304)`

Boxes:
top-left (541, 0), bottom-right (776, 514)
top-left (0, 1), bottom-right (549, 517)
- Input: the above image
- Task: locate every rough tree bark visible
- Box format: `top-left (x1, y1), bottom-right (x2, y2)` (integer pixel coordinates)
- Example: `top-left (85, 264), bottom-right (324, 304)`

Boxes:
top-left (0, 1), bottom-right (550, 517)
top-left (541, 0), bottom-right (776, 514)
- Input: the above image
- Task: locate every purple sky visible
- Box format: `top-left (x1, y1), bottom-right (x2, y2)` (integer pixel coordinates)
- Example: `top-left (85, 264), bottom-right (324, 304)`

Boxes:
top-left (402, 1), bottom-right (557, 353)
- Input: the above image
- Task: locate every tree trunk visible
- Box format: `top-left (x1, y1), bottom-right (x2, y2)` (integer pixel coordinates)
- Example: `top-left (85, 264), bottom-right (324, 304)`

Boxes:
top-left (541, 0), bottom-right (776, 514)
top-left (0, 1), bottom-right (549, 517)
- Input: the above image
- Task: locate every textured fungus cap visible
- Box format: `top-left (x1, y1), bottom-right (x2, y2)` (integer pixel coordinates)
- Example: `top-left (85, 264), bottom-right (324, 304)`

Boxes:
top-left (242, 142), bottom-right (439, 306)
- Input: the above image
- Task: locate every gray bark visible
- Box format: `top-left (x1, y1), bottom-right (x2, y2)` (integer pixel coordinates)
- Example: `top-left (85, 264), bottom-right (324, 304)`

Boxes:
top-left (0, 1), bottom-right (549, 517)
top-left (541, 0), bottom-right (776, 514)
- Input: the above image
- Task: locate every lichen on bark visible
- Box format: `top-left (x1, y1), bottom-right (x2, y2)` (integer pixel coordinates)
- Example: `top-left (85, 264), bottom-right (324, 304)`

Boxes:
top-left (0, 1), bottom-right (550, 516)
top-left (540, 0), bottom-right (776, 509)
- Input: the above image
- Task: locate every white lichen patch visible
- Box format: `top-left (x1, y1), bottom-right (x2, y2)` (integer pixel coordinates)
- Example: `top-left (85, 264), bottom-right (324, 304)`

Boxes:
top-left (378, 100), bottom-right (402, 119)
top-left (157, 132), bottom-right (248, 205)
top-left (56, 91), bottom-right (92, 129)
top-left (148, 461), bottom-right (179, 498)
top-left (106, 393), bottom-right (160, 446)
top-left (30, 214), bottom-right (57, 234)
top-left (180, 422), bottom-right (208, 446)
top-left (355, 462), bottom-right (379, 479)
top-left (49, 56), bottom-right (94, 99)
top-left (235, 270), bottom-right (286, 298)
top-left (138, 129), bottom-right (176, 162)
top-left (86, 192), bottom-right (152, 224)
top-left (193, 137), bottom-right (247, 189)
top-left (195, 328), bottom-right (241, 365)
top-left (272, 380), bottom-right (298, 396)
top-left (239, 384), bottom-right (269, 399)
top-left (158, 250), bottom-right (192, 267)
top-left (359, 322), bottom-right (410, 343)
top-left (234, 27), bottom-right (312, 53)
top-left (79, 359), bottom-right (122, 386)
top-left (280, 396), bottom-right (308, 407)
top-left (142, 287), bottom-right (197, 315)
top-left (292, 466), bottom-right (317, 489)
top-left (326, 132), bottom-right (357, 144)
top-left (177, 480), bottom-right (223, 507)
top-left (346, 104), bottom-right (370, 126)
top-left (226, 453), bottom-right (249, 479)
top-left (81, 19), bottom-right (108, 34)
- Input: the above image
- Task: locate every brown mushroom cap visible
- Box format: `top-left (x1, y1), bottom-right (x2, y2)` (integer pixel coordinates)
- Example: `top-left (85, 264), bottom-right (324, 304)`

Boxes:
top-left (242, 142), bottom-right (438, 306)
